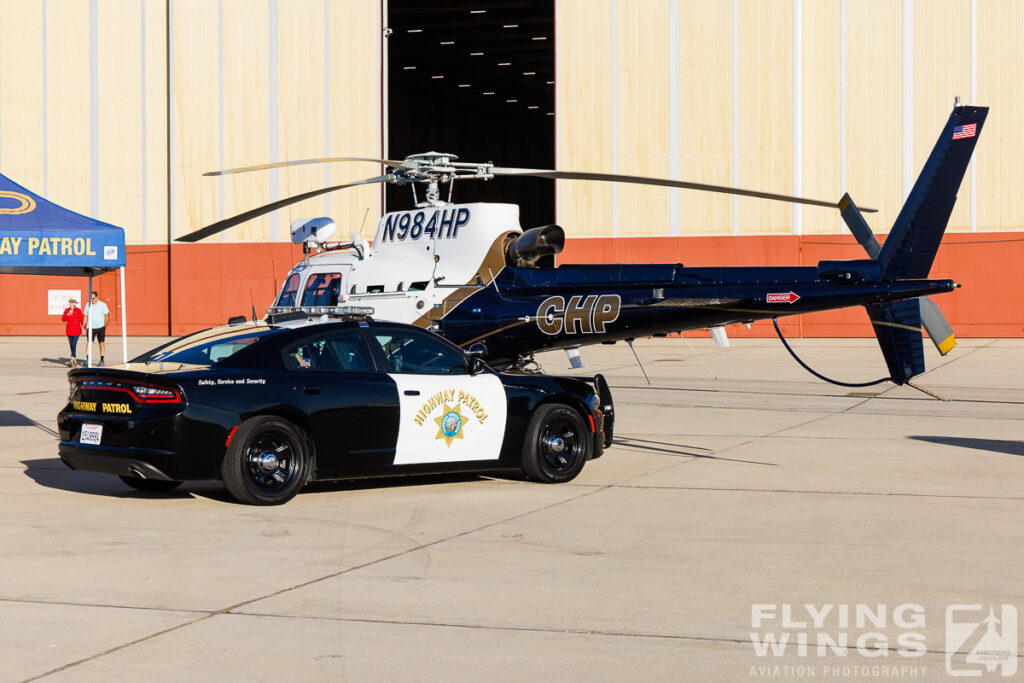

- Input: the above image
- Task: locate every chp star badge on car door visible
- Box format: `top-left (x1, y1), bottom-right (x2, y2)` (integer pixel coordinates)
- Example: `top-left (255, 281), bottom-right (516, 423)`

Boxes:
top-left (434, 404), bottom-right (466, 447)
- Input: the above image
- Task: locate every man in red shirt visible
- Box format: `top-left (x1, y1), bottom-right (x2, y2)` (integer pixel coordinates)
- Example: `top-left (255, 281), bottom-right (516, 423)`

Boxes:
top-left (61, 297), bottom-right (84, 367)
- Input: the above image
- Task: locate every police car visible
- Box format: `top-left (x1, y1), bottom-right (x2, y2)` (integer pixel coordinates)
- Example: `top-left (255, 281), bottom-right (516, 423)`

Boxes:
top-left (57, 308), bottom-right (613, 505)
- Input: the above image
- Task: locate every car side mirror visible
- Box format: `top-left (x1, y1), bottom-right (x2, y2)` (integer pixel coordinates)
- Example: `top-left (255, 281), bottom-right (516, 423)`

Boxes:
top-left (467, 355), bottom-right (486, 375)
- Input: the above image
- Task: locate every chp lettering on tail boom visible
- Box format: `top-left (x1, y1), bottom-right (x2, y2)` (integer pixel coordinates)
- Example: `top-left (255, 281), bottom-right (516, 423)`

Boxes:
top-left (179, 103), bottom-right (986, 387)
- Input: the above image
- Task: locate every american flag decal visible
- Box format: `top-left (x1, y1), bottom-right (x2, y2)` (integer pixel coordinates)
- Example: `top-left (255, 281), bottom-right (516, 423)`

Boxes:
top-left (952, 123), bottom-right (977, 140)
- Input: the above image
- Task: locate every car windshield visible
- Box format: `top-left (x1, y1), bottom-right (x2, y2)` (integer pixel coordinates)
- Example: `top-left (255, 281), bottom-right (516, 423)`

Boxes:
top-left (136, 327), bottom-right (277, 365)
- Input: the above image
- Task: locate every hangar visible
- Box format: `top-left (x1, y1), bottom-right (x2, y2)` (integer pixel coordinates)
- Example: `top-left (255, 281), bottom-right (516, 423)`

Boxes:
top-left (0, 1), bottom-right (1020, 337)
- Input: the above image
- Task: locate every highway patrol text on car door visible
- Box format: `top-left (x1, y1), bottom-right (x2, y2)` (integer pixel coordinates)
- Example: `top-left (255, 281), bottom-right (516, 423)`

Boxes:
top-left (372, 328), bottom-right (508, 465)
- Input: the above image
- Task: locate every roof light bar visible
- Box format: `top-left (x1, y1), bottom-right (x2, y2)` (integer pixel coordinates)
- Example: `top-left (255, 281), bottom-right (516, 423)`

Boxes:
top-left (266, 305), bottom-right (375, 319)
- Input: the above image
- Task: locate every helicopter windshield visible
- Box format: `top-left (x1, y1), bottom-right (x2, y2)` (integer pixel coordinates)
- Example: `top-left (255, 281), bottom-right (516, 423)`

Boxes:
top-left (276, 273), bottom-right (301, 307)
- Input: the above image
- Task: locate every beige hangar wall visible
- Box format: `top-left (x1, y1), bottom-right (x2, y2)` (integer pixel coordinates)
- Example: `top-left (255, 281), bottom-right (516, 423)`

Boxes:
top-left (171, 0), bottom-right (382, 244)
top-left (2, 0), bottom-right (1021, 242)
top-left (0, 0), bottom-right (382, 247)
top-left (555, 0), bottom-right (1024, 238)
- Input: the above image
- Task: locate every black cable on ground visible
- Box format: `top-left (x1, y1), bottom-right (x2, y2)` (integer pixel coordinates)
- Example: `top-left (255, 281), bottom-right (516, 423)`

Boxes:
top-left (772, 318), bottom-right (891, 388)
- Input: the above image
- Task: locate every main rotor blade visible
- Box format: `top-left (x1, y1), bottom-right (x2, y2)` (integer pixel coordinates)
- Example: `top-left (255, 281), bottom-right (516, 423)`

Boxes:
top-left (203, 157), bottom-right (404, 177)
top-left (490, 167), bottom-right (877, 213)
top-left (175, 174), bottom-right (390, 243)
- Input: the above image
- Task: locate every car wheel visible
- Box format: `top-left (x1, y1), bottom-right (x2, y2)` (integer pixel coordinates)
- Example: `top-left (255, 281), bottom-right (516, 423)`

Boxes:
top-left (118, 475), bottom-right (182, 492)
top-left (521, 404), bottom-right (590, 483)
top-left (221, 416), bottom-right (311, 505)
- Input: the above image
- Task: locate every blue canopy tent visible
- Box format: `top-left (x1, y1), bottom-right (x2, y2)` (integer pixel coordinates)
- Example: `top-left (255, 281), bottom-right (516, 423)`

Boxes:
top-left (0, 173), bottom-right (129, 366)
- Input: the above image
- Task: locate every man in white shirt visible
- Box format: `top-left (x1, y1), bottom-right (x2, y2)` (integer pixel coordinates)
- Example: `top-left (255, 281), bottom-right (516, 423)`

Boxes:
top-left (84, 291), bottom-right (110, 366)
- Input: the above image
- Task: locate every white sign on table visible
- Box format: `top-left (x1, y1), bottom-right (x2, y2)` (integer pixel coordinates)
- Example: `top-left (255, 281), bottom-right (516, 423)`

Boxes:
top-left (48, 289), bottom-right (82, 316)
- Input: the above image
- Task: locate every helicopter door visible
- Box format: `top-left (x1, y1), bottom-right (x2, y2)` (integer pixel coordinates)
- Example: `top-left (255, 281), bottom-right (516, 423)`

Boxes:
top-left (299, 268), bottom-right (350, 306)
top-left (369, 329), bottom-right (507, 465)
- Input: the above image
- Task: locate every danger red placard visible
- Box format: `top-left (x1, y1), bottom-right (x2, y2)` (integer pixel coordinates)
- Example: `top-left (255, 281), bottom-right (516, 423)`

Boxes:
top-left (766, 292), bottom-right (800, 304)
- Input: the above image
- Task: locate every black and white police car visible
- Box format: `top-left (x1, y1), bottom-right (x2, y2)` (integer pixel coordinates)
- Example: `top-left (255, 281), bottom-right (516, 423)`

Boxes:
top-left (57, 307), bottom-right (613, 505)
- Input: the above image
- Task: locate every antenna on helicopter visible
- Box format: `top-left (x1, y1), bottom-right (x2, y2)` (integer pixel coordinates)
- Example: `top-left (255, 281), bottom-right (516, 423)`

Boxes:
top-left (358, 207), bottom-right (369, 235)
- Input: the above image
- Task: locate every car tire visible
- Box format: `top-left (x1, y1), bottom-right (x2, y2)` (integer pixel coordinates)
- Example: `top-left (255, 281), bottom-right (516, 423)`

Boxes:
top-left (221, 416), bottom-right (312, 505)
top-left (118, 475), bottom-right (182, 493)
top-left (521, 403), bottom-right (590, 483)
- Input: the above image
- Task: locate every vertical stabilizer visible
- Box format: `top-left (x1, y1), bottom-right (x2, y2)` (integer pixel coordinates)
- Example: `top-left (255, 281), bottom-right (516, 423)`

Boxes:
top-left (877, 105), bottom-right (987, 279)
top-left (865, 299), bottom-right (925, 385)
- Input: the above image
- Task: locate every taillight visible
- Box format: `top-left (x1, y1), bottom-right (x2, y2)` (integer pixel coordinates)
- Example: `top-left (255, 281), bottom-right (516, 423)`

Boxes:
top-left (71, 378), bottom-right (182, 404)
top-left (131, 384), bottom-right (182, 404)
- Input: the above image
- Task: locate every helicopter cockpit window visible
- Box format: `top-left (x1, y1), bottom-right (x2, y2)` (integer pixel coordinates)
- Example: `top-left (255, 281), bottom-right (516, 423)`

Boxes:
top-left (372, 332), bottom-right (468, 375)
top-left (276, 273), bottom-right (301, 307)
top-left (300, 273), bottom-right (343, 306)
top-left (408, 281), bottom-right (428, 291)
top-left (366, 285), bottom-right (385, 294)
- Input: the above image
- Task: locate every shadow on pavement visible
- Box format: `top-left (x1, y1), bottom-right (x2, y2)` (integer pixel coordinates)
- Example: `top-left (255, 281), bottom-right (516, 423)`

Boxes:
top-left (186, 472), bottom-right (492, 504)
top-left (300, 472), bottom-right (488, 495)
top-left (0, 411), bottom-right (36, 427)
top-left (910, 436), bottom-right (1024, 457)
top-left (23, 457), bottom-right (492, 504)
top-left (0, 411), bottom-right (59, 436)
top-left (21, 457), bottom-right (196, 500)
top-left (614, 436), bottom-right (777, 466)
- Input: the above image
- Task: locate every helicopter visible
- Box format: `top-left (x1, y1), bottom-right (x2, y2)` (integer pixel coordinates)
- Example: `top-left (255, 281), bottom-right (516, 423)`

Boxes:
top-left (178, 103), bottom-right (986, 387)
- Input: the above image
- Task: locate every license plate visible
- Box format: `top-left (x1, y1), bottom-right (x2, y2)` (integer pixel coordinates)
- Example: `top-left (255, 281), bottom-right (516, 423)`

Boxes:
top-left (80, 423), bottom-right (102, 445)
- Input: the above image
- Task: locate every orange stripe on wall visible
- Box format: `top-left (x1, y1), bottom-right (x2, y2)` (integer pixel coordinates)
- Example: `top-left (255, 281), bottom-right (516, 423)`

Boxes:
top-left (0, 243), bottom-right (302, 336)
top-left (0, 234), bottom-right (1021, 337)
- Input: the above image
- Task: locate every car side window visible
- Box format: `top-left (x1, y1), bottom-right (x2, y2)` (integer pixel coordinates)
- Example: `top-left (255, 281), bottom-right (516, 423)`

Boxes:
top-left (285, 331), bottom-right (375, 372)
top-left (372, 332), bottom-right (468, 375)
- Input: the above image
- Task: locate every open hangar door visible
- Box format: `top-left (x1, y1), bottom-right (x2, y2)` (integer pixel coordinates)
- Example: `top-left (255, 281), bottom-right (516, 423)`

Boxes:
top-left (386, 0), bottom-right (554, 230)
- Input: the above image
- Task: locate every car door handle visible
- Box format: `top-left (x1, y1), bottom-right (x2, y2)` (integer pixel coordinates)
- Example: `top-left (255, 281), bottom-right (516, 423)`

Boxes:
top-left (302, 385), bottom-right (321, 395)
top-left (404, 390), bottom-right (420, 396)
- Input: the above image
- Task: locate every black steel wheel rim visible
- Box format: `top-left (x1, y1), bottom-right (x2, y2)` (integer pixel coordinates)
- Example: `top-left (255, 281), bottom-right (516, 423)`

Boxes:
top-left (539, 418), bottom-right (583, 472)
top-left (244, 432), bottom-right (296, 490)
